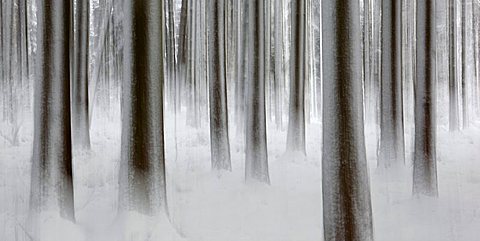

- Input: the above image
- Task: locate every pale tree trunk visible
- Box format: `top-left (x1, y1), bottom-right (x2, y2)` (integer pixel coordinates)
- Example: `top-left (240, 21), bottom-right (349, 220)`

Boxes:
top-left (119, 0), bottom-right (167, 215)
top-left (29, 0), bottom-right (74, 221)
top-left (449, 0), bottom-right (460, 131)
top-left (208, 0), bottom-right (232, 171)
top-left (322, 0), bottom-right (374, 240)
top-left (378, 0), bottom-right (405, 168)
top-left (72, 0), bottom-right (91, 150)
top-left (286, 0), bottom-right (306, 154)
top-left (461, 0), bottom-right (468, 128)
top-left (274, 0), bottom-right (284, 129)
top-left (245, 0), bottom-right (269, 184)
top-left (235, 0), bottom-right (248, 136)
top-left (413, 0), bottom-right (438, 197)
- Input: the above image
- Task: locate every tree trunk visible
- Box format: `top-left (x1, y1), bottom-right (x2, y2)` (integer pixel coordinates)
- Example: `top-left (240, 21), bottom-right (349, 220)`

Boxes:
top-left (29, 0), bottom-right (74, 221)
top-left (245, 0), bottom-right (269, 184)
top-left (461, 0), bottom-right (468, 128)
top-left (119, 0), bottom-right (167, 215)
top-left (322, 0), bottom-right (374, 240)
top-left (208, 0), bottom-right (232, 171)
top-left (413, 0), bottom-right (438, 197)
top-left (378, 0), bottom-right (405, 168)
top-left (72, 0), bottom-right (91, 150)
top-left (286, 0), bottom-right (306, 154)
top-left (449, 0), bottom-right (460, 131)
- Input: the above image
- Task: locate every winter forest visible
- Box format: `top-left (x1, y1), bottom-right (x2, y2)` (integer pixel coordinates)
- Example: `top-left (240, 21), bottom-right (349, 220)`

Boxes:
top-left (1, 0), bottom-right (480, 240)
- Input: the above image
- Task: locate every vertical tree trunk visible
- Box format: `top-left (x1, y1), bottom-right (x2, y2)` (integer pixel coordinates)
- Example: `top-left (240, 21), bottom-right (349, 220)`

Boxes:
top-left (449, 0), bottom-right (460, 131)
top-left (72, 0), bottom-right (91, 149)
top-left (322, 0), bottom-right (374, 240)
top-left (119, 0), bottom-right (167, 215)
top-left (245, 0), bottom-right (269, 184)
top-left (413, 0), bottom-right (438, 197)
top-left (274, 0), bottom-right (284, 129)
top-left (286, 0), bottom-right (306, 154)
top-left (29, 0), bottom-right (74, 221)
top-left (208, 0), bottom-right (232, 171)
top-left (378, 0), bottom-right (405, 168)
top-left (461, 0), bottom-right (468, 128)
top-left (235, 0), bottom-right (248, 136)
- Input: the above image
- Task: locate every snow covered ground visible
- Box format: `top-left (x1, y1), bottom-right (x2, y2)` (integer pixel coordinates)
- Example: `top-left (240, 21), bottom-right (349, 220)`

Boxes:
top-left (1, 113), bottom-right (480, 241)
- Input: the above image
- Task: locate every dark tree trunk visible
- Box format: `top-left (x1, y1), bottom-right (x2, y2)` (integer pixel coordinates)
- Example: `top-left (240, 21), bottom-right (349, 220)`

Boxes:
top-left (322, 0), bottom-right (374, 240)
top-left (245, 0), bottom-right (269, 184)
top-left (378, 0), bottom-right (405, 168)
top-left (286, 0), bottom-right (306, 154)
top-left (413, 0), bottom-right (438, 197)
top-left (72, 0), bottom-right (91, 150)
top-left (119, 0), bottom-right (167, 215)
top-left (29, 0), bottom-right (74, 221)
top-left (208, 0), bottom-right (232, 171)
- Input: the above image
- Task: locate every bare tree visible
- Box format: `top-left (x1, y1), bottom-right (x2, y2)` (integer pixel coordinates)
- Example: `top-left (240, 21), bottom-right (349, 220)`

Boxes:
top-left (286, 0), bottom-right (306, 154)
top-left (208, 0), bottom-right (232, 171)
top-left (118, 0), bottom-right (167, 215)
top-left (245, 0), bottom-right (269, 184)
top-left (449, 0), bottom-right (460, 132)
top-left (29, 0), bottom-right (74, 221)
top-left (322, 0), bottom-right (374, 240)
top-left (413, 0), bottom-right (438, 197)
top-left (72, 0), bottom-right (91, 150)
top-left (378, 0), bottom-right (405, 168)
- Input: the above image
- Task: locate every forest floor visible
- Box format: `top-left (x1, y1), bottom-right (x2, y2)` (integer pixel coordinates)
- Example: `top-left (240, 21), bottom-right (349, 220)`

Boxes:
top-left (1, 113), bottom-right (480, 241)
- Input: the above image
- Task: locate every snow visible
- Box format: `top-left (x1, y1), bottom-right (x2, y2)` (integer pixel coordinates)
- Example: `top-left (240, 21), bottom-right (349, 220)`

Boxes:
top-left (2, 111), bottom-right (480, 240)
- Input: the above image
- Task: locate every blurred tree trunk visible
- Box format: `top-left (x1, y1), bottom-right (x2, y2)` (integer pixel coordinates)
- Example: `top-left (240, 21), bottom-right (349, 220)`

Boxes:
top-left (413, 0), bottom-right (438, 197)
top-left (29, 0), bottom-right (74, 221)
top-left (245, 0), bottom-right (269, 184)
top-left (118, 0), bottom-right (167, 214)
top-left (72, 0), bottom-right (91, 150)
top-left (322, 0), bottom-right (374, 240)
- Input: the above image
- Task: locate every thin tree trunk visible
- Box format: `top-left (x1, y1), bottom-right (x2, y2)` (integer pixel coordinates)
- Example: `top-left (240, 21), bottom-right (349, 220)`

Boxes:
top-left (461, 0), bottom-right (468, 128)
top-left (286, 0), bottom-right (306, 154)
top-left (449, 0), bottom-right (460, 131)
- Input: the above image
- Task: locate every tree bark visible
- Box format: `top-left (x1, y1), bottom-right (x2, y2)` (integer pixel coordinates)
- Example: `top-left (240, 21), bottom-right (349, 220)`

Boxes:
top-left (72, 0), bottom-right (91, 150)
top-left (413, 0), bottom-right (438, 197)
top-left (322, 0), bottom-right (374, 240)
top-left (29, 0), bottom-right (74, 221)
top-left (119, 0), bottom-right (167, 215)
top-left (449, 0), bottom-right (460, 131)
top-left (208, 0), bottom-right (232, 171)
top-left (245, 0), bottom-right (269, 184)
top-left (286, 0), bottom-right (307, 154)
top-left (378, 0), bottom-right (405, 168)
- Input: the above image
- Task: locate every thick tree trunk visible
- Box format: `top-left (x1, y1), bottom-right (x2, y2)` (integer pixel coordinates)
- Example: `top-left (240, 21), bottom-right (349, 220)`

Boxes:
top-left (286, 0), bottom-right (306, 154)
top-left (322, 0), bottom-right (374, 240)
top-left (208, 0), bottom-right (232, 171)
top-left (72, 0), bottom-right (91, 150)
top-left (29, 0), bottom-right (74, 221)
top-left (378, 0), bottom-right (405, 168)
top-left (245, 0), bottom-right (269, 184)
top-left (119, 0), bottom-right (167, 215)
top-left (449, 0), bottom-right (460, 131)
top-left (413, 0), bottom-right (438, 197)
